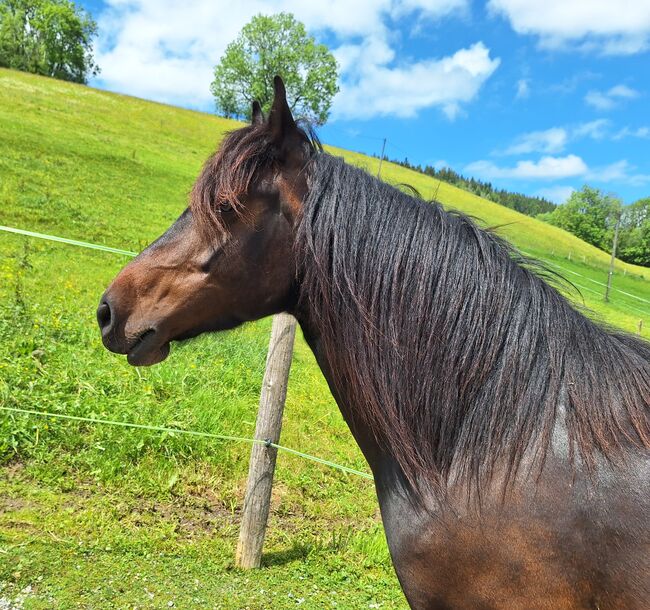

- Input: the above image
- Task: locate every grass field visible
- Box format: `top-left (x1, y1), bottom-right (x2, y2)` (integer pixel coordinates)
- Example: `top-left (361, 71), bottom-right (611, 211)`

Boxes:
top-left (0, 68), bottom-right (649, 609)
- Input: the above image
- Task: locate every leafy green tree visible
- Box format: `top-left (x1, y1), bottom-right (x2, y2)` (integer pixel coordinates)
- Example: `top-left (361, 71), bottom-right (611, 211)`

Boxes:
top-left (0, 0), bottom-right (99, 84)
top-left (210, 13), bottom-right (339, 125)
top-left (538, 186), bottom-right (621, 252)
top-left (618, 198), bottom-right (650, 266)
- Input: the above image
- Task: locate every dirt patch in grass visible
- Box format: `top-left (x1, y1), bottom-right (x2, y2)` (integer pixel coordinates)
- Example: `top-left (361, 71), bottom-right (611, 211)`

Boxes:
top-left (1, 463), bottom-right (24, 481)
top-left (127, 496), bottom-right (238, 536)
top-left (0, 498), bottom-right (31, 515)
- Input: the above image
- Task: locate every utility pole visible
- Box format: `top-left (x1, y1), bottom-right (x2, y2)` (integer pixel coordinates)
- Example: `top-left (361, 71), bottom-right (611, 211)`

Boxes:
top-left (377, 138), bottom-right (386, 178)
top-left (604, 214), bottom-right (621, 303)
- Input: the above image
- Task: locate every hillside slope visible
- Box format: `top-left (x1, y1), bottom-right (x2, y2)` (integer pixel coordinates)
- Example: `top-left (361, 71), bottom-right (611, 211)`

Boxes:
top-left (1, 68), bottom-right (647, 332)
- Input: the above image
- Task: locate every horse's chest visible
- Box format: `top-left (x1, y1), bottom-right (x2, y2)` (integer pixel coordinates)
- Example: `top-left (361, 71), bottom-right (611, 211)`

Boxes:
top-left (387, 513), bottom-right (593, 610)
top-left (377, 463), bottom-right (649, 610)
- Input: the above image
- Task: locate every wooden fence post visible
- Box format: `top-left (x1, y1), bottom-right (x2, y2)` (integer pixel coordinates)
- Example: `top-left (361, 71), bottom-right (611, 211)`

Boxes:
top-left (235, 312), bottom-right (297, 569)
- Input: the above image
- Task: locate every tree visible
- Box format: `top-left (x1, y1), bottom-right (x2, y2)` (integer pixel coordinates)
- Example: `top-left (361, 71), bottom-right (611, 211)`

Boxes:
top-left (618, 198), bottom-right (650, 267)
top-left (538, 186), bottom-right (621, 252)
top-left (210, 13), bottom-right (339, 125)
top-left (0, 0), bottom-right (99, 84)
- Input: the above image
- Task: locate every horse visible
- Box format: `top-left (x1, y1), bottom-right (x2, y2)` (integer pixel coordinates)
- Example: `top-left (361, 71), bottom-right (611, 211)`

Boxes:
top-left (97, 77), bottom-right (650, 609)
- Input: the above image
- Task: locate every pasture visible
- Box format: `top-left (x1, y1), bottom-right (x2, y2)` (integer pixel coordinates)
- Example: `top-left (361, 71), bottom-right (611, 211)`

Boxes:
top-left (0, 67), bottom-right (649, 609)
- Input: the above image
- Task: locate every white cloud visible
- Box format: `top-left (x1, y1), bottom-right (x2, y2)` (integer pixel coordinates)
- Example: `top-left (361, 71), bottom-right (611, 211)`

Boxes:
top-left (92, 0), bottom-right (495, 119)
top-left (465, 155), bottom-right (588, 180)
top-left (497, 160), bottom-right (650, 204)
top-left (515, 78), bottom-right (530, 99)
top-left (536, 186), bottom-right (575, 204)
top-left (584, 93), bottom-right (614, 111)
top-left (488, 0), bottom-right (650, 55)
top-left (612, 126), bottom-right (650, 140)
top-left (572, 119), bottom-right (610, 140)
top-left (586, 160), bottom-right (650, 185)
top-left (608, 84), bottom-right (640, 98)
top-left (466, 154), bottom-right (650, 187)
top-left (501, 128), bottom-right (568, 155)
top-left (498, 120), bottom-right (610, 156)
top-left (391, 0), bottom-right (468, 18)
top-left (334, 42), bottom-right (500, 119)
top-left (584, 84), bottom-right (640, 110)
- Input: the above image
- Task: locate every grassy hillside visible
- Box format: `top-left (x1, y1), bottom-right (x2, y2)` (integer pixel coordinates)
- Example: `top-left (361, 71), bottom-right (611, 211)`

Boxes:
top-left (0, 68), bottom-right (648, 609)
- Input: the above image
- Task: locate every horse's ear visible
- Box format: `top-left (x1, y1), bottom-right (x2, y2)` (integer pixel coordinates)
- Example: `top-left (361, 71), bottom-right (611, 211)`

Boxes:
top-left (251, 101), bottom-right (264, 125)
top-left (268, 75), bottom-right (297, 145)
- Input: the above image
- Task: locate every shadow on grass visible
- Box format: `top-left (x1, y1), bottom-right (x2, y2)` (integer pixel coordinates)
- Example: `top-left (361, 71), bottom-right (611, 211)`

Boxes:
top-left (261, 543), bottom-right (313, 567)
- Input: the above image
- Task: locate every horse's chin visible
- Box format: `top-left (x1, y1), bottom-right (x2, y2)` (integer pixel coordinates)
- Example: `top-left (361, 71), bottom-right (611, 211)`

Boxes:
top-left (127, 337), bottom-right (170, 367)
top-left (125, 316), bottom-right (243, 366)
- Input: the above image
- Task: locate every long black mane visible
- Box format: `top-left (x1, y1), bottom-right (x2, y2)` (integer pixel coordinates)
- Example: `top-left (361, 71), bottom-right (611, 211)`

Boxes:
top-left (296, 153), bottom-right (650, 488)
top-left (191, 123), bottom-right (650, 489)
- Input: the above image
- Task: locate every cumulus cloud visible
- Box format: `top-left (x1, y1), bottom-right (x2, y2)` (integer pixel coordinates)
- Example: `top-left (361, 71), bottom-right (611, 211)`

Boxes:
top-left (92, 0), bottom-right (497, 119)
top-left (466, 154), bottom-right (650, 186)
top-left (488, 0), bottom-right (650, 55)
top-left (501, 128), bottom-right (568, 155)
top-left (584, 85), bottom-right (640, 110)
top-left (465, 155), bottom-right (588, 180)
top-left (498, 120), bottom-right (610, 156)
top-left (334, 42), bottom-right (500, 119)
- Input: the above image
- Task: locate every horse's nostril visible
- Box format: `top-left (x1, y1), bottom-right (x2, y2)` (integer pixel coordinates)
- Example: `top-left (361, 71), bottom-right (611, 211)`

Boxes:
top-left (97, 300), bottom-right (112, 332)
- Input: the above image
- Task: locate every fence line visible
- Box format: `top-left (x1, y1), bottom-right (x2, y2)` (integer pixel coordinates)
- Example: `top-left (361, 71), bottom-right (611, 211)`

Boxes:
top-left (539, 257), bottom-right (650, 306)
top-left (0, 226), bottom-right (647, 482)
top-left (0, 226), bottom-right (375, 483)
top-left (0, 405), bottom-right (373, 480)
top-left (2, 224), bottom-right (648, 314)
top-left (0, 225), bottom-right (137, 257)
top-left (535, 268), bottom-right (650, 318)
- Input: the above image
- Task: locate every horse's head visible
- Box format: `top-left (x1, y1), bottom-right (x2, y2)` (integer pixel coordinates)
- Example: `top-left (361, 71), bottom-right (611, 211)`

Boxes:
top-left (97, 77), bottom-right (312, 365)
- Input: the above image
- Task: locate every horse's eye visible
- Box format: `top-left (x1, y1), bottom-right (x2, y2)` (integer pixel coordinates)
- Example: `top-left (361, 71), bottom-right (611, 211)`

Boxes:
top-left (220, 202), bottom-right (232, 213)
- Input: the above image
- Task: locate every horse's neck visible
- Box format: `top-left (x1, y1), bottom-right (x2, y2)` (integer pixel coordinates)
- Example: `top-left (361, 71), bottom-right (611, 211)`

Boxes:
top-left (295, 313), bottom-right (389, 472)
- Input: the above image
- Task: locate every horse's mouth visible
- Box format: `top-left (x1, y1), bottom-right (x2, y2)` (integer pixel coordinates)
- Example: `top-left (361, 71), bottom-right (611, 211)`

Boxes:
top-left (124, 316), bottom-right (242, 366)
top-left (127, 329), bottom-right (170, 367)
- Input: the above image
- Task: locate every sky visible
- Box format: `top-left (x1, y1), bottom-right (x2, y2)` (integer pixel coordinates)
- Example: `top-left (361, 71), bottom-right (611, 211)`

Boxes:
top-left (78, 0), bottom-right (650, 205)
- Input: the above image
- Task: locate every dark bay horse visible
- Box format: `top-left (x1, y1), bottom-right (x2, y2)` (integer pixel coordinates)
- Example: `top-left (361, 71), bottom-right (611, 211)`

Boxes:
top-left (98, 77), bottom-right (650, 609)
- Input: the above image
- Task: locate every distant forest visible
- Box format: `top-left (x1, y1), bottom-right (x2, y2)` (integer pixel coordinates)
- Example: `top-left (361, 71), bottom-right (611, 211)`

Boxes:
top-left (387, 156), bottom-right (556, 217)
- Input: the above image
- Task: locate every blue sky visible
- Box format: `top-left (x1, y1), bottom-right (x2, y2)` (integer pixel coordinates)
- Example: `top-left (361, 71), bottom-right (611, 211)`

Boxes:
top-left (79, 0), bottom-right (650, 204)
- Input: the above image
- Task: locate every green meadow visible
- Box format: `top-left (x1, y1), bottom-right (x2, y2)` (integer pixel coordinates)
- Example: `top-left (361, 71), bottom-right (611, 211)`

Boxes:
top-left (0, 68), bottom-right (648, 609)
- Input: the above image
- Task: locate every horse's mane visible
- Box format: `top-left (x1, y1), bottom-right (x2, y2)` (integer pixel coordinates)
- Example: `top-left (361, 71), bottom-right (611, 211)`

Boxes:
top-left (192, 124), bottom-right (650, 490)
top-left (296, 154), bottom-right (650, 488)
